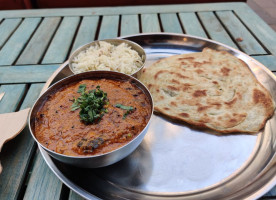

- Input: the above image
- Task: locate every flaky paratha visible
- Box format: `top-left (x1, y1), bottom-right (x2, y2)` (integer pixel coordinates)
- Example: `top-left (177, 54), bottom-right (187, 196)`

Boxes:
top-left (139, 48), bottom-right (275, 133)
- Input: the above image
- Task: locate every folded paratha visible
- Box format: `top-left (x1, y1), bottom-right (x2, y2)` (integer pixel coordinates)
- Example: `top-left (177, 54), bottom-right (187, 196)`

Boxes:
top-left (139, 48), bottom-right (275, 133)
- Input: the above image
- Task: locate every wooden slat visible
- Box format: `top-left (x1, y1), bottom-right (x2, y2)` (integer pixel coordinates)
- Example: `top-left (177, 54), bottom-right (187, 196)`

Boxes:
top-left (141, 14), bottom-right (161, 33)
top-left (0, 83), bottom-right (44, 200)
top-left (42, 17), bottom-right (80, 64)
top-left (121, 14), bottom-right (140, 36)
top-left (252, 55), bottom-right (276, 71)
top-left (198, 11), bottom-right (238, 49)
top-left (179, 12), bottom-right (207, 38)
top-left (216, 11), bottom-right (266, 55)
top-left (69, 190), bottom-right (86, 200)
top-left (0, 18), bottom-right (41, 66)
top-left (0, 3), bottom-right (248, 18)
top-left (70, 16), bottom-right (99, 54)
top-left (0, 84), bottom-right (27, 114)
top-left (23, 150), bottom-right (63, 200)
top-left (0, 64), bottom-right (59, 84)
top-left (0, 18), bottom-right (22, 48)
top-left (235, 6), bottom-right (276, 55)
top-left (98, 15), bottom-right (119, 40)
top-left (16, 17), bottom-right (61, 65)
top-left (160, 13), bottom-right (183, 33)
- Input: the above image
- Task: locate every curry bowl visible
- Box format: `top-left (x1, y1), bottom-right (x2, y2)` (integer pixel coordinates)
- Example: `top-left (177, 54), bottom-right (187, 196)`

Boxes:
top-left (28, 71), bottom-right (153, 168)
top-left (68, 39), bottom-right (146, 77)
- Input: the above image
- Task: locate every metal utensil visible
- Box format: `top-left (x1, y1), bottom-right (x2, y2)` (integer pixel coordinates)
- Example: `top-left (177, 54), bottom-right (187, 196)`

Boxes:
top-left (0, 92), bottom-right (30, 173)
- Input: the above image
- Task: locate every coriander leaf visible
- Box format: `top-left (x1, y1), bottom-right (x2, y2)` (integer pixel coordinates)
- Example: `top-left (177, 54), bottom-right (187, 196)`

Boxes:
top-left (77, 84), bottom-right (86, 94)
top-left (71, 84), bottom-right (108, 123)
top-left (115, 104), bottom-right (135, 119)
top-left (115, 104), bottom-right (134, 111)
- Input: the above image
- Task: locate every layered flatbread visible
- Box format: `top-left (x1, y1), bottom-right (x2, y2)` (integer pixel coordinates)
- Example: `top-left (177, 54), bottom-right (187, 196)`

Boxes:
top-left (139, 48), bottom-right (275, 133)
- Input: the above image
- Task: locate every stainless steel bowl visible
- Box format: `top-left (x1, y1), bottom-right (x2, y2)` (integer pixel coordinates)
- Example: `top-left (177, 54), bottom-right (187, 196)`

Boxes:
top-left (68, 39), bottom-right (146, 77)
top-left (28, 71), bottom-right (153, 168)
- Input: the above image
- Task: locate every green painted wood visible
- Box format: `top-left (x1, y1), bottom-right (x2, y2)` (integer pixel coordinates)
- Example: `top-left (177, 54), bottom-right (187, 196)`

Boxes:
top-left (178, 12), bottom-right (207, 38)
top-left (0, 83), bottom-right (44, 200)
top-left (0, 3), bottom-right (248, 18)
top-left (141, 14), bottom-right (161, 33)
top-left (98, 15), bottom-right (119, 40)
top-left (252, 55), bottom-right (276, 71)
top-left (23, 150), bottom-right (63, 200)
top-left (197, 11), bottom-right (238, 49)
top-left (69, 190), bottom-right (86, 200)
top-left (0, 18), bottom-right (22, 48)
top-left (0, 64), bottom-right (59, 84)
top-left (70, 16), bottom-right (99, 55)
top-left (216, 11), bottom-right (266, 55)
top-left (0, 84), bottom-right (27, 113)
top-left (235, 6), bottom-right (276, 56)
top-left (0, 18), bottom-right (41, 66)
top-left (16, 17), bottom-right (61, 65)
top-left (42, 17), bottom-right (80, 64)
top-left (121, 14), bottom-right (140, 36)
top-left (160, 13), bottom-right (183, 33)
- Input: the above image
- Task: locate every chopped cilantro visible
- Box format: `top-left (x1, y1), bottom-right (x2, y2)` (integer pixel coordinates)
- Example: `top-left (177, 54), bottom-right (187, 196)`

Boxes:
top-left (71, 84), bottom-right (108, 123)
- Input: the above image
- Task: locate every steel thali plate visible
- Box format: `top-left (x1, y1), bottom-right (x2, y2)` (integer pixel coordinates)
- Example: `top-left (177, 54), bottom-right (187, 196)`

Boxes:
top-left (39, 33), bottom-right (276, 200)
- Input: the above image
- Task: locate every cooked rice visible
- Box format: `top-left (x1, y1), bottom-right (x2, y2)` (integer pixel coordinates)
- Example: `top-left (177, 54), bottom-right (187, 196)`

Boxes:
top-left (71, 41), bottom-right (144, 75)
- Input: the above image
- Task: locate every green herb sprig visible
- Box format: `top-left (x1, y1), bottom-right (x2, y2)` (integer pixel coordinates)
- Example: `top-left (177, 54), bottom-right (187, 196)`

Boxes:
top-left (71, 84), bottom-right (108, 123)
top-left (115, 104), bottom-right (135, 119)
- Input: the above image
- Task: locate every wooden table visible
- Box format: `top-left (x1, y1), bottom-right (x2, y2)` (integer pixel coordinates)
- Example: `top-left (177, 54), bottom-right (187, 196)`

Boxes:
top-left (0, 2), bottom-right (276, 199)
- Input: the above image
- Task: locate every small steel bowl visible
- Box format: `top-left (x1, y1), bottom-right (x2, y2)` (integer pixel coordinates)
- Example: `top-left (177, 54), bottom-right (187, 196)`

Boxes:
top-left (68, 39), bottom-right (146, 77)
top-left (28, 71), bottom-right (153, 168)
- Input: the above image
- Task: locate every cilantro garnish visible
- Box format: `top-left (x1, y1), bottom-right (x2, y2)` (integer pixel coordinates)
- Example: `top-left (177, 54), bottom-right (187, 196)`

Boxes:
top-left (115, 104), bottom-right (135, 119)
top-left (71, 85), bottom-right (108, 123)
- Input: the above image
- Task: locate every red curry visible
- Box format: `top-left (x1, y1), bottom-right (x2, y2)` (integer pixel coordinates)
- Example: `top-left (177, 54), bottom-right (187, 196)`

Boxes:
top-left (34, 79), bottom-right (151, 156)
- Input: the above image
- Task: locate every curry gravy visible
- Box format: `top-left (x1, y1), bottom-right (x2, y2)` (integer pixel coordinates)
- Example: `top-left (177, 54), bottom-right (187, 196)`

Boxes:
top-left (34, 79), bottom-right (151, 156)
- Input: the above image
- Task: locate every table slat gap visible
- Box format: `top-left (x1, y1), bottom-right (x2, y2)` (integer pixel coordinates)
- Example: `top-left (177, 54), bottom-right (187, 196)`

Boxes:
top-left (70, 16), bottom-right (100, 55)
top-left (117, 15), bottom-right (122, 37)
top-left (231, 10), bottom-right (273, 56)
top-left (0, 18), bottom-right (41, 66)
top-left (141, 14), bottom-right (161, 33)
top-left (197, 11), bottom-right (239, 49)
top-left (234, 7), bottom-right (276, 56)
top-left (0, 83), bottom-right (42, 199)
top-left (38, 17), bottom-right (64, 65)
top-left (194, 12), bottom-right (211, 39)
top-left (41, 16), bottom-right (81, 64)
top-left (94, 16), bottom-right (103, 41)
top-left (23, 150), bottom-right (63, 200)
top-left (12, 18), bottom-right (44, 66)
top-left (98, 15), bottom-right (120, 40)
top-left (0, 18), bottom-right (23, 50)
top-left (65, 16), bottom-right (83, 61)
top-left (159, 13), bottom-right (183, 34)
top-left (216, 10), bottom-right (267, 55)
top-left (16, 17), bottom-right (62, 65)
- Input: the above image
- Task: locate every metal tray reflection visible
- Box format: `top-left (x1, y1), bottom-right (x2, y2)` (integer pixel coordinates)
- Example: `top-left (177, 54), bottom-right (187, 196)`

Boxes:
top-left (40, 33), bottom-right (276, 200)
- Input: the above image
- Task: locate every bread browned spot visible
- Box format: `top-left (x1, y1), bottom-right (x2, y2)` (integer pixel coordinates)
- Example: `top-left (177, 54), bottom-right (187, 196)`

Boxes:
top-left (193, 90), bottom-right (207, 97)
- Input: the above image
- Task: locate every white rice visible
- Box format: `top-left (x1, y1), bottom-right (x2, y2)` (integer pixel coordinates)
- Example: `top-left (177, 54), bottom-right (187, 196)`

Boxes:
top-left (71, 41), bottom-right (144, 75)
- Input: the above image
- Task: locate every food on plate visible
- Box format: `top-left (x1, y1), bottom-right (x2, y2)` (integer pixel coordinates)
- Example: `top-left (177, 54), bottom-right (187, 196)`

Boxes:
top-left (139, 48), bottom-right (275, 133)
top-left (70, 41), bottom-right (144, 75)
top-left (34, 79), bottom-right (152, 156)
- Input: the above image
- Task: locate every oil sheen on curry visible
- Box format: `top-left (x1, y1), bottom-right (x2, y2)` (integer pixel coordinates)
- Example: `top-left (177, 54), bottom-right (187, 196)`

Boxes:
top-left (34, 79), bottom-right (151, 156)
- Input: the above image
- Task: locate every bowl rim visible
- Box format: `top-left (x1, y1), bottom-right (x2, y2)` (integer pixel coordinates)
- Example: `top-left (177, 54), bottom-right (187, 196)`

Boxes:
top-left (68, 38), bottom-right (146, 76)
top-left (28, 70), bottom-right (153, 159)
